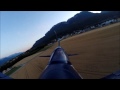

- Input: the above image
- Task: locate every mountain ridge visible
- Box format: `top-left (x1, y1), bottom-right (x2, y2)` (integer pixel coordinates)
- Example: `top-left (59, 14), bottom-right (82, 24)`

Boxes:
top-left (32, 11), bottom-right (120, 49)
top-left (0, 52), bottom-right (23, 66)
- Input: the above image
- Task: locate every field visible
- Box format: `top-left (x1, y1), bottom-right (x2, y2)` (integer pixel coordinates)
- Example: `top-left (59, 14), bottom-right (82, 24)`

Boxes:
top-left (10, 22), bottom-right (120, 79)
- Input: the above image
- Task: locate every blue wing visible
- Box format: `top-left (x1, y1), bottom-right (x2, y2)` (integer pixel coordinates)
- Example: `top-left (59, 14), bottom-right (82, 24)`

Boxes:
top-left (101, 70), bottom-right (120, 79)
top-left (0, 72), bottom-right (12, 79)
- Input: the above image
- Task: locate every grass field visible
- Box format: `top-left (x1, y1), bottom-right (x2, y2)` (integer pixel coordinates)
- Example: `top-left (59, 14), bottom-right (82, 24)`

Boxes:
top-left (10, 22), bottom-right (120, 79)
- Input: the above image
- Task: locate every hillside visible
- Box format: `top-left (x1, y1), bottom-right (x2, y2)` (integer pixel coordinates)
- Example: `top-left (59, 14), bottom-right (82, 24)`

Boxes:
top-left (9, 22), bottom-right (120, 79)
top-left (0, 52), bottom-right (23, 66)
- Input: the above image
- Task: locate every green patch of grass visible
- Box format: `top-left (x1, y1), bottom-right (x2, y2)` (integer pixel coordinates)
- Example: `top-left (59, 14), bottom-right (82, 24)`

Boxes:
top-left (5, 66), bottom-right (21, 76)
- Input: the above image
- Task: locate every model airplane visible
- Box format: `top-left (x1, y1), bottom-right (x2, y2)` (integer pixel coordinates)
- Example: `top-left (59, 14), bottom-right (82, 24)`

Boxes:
top-left (39, 40), bottom-right (82, 79)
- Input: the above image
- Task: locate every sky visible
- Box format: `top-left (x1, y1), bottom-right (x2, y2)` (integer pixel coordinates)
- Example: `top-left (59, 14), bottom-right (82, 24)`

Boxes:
top-left (0, 11), bottom-right (101, 59)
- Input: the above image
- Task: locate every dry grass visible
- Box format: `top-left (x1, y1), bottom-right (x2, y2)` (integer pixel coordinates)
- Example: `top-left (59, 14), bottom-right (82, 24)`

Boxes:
top-left (10, 22), bottom-right (120, 79)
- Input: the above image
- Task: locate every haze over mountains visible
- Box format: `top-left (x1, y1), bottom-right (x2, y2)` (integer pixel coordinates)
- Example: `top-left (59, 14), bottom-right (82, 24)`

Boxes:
top-left (0, 52), bottom-right (23, 66)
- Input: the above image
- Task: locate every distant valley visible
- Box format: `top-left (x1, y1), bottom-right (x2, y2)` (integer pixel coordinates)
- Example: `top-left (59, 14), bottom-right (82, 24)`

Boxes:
top-left (0, 52), bottom-right (23, 66)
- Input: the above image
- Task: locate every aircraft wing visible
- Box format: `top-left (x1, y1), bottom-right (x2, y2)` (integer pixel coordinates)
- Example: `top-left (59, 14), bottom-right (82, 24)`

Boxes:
top-left (39, 55), bottom-right (51, 57)
top-left (39, 54), bottom-right (78, 57)
top-left (101, 70), bottom-right (120, 79)
top-left (68, 54), bottom-right (78, 56)
top-left (0, 72), bottom-right (12, 79)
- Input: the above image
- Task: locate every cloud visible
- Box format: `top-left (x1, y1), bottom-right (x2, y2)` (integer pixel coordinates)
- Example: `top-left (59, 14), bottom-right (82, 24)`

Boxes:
top-left (89, 11), bottom-right (101, 13)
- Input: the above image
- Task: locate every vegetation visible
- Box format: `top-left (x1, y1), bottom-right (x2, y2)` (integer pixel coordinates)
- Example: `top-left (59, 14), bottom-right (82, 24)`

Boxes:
top-left (0, 44), bottom-right (53, 72)
top-left (5, 66), bottom-right (21, 76)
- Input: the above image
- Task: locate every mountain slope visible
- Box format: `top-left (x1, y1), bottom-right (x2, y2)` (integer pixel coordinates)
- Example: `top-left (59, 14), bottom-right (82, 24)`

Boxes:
top-left (32, 11), bottom-right (120, 50)
top-left (0, 52), bottom-right (23, 66)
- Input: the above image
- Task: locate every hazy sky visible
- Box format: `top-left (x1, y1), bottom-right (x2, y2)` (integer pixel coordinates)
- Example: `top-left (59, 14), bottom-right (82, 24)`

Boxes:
top-left (0, 11), bottom-right (101, 58)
